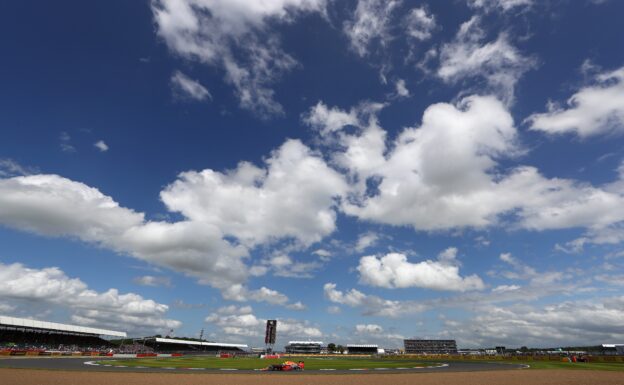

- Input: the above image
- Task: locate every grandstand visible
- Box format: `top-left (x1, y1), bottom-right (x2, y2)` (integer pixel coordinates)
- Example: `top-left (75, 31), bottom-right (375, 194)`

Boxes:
top-left (284, 341), bottom-right (323, 354)
top-left (140, 337), bottom-right (248, 354)
top-left (0, 315), bottom-right (125, 353)
top-left (347, 344), bottom-right (379, 354)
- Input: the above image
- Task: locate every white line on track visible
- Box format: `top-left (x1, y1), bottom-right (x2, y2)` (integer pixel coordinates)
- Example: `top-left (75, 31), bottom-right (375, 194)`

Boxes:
top-left (162, 367), bottom-right (176, 370)
top-left (349, 368), bottom-right (366, 371)
top-left (220, 368), bottom-right (238, 371)
top-left (319, 369), bottom-right (335, 371)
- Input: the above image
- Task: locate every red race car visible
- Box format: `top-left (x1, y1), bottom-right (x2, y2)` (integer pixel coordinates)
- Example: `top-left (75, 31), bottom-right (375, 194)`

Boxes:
top-left (262, 360), bottom-right (305, 371)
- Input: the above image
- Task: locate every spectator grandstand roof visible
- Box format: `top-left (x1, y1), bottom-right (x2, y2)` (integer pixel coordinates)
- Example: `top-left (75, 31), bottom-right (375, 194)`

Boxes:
top-left (287, 341), bottom-right (323, 345)
top-left (0, 315), bottom-right (126, 337)
top-left (150, 337), bottom-right (248, 349)
top-left (347, 344), bottom-right (378, 348)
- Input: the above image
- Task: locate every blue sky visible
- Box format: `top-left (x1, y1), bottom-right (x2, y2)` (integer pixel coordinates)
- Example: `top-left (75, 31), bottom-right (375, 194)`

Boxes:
top-left (1, 0), bottom-right (624, 349)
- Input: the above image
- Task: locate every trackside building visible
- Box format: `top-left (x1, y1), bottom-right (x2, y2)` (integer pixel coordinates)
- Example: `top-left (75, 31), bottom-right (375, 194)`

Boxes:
top-left (347, 344), bottom-right (379, 354)
top-left (284, 341), bottom-right (323, 354)
top-left (404, 339), bottom-right (458, 354)
top-left (141, 337), bottom-right (248, 353)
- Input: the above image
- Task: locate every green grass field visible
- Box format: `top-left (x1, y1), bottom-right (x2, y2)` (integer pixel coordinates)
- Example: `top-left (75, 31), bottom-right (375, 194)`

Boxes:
top-left (105, 356), bottom-right (624, 371)
top-left (415, 358), bottom-right (624, 372)
top-left (106, 356), bottom-right (433, 370)
top-left (504, 361), bottom-right (624, 371)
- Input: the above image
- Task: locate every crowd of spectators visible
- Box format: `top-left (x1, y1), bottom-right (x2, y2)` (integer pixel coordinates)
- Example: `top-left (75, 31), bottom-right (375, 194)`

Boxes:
top-left (1, 328), bottom-right (113, 352)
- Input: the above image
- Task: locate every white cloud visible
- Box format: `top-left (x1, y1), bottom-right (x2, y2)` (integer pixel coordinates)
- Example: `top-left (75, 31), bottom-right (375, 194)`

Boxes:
top-left (0, 138), bottom-right (351, 301)
top-left (447, 297), bottom-right (624, 347)
top-left (94, 140), bottom-right (109, 152)
top-left (323, 283), bottom-right (426, 317)
top-left (59, 132), bottom-right (75, 153)
top-left (357, 251), bottom-right (485, 291)
top-left (170, 70), bottom-right (212, 101)
top-left (303, 102), bottom-right (359, 136)
top-left (394, 79), bottom-right (410, 97)
top-left (355, 232), bottom-right (380, 253)
top-left (338, 95), bottom-right (521, 230)
top-left (437, 16), bottom-right (535, 104)
top-left (0, 174), bottom-right (248, 295)
top-left (205, 305), bottom-right (321, 340)
top-left (343, 0), bottom-right (401, 57)
top-left (404, 7), bottom-right (436, 41)
top-left (133, 275), bottom-right (172, 287)
top-left (221, 284), bottom-right (291, 306)
top-left (0, 159), bottom-right (37, 177)
top-left (265, 254), bottom-right (322, 278)
top-left (0, 174), bottom-right (145, 241)
top-left (467, 0), bottom-right (532, 13)
top-left (286, 301), bottom-right (307, 311)
top-left (492, 284), bottom-right (521, 293)
top-left (528, 66), bottom-right (624, 137)
top-left (312, 248), bottom-right (332, 261)
top-left (311, 97), bottom-right (624, 236)
top-left (160, 139), bottom-right (348, 247)
top-left (0, 262), bottom-right (180, 333)
top-left (326, 305), bottom-right (341, 314)
top-left (152, 0), bottom-right (326, 116)
top-left (355, 323), bottom-right (383, 334)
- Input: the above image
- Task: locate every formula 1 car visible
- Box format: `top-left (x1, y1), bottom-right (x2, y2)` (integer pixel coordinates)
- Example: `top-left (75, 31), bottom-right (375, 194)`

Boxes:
top-left (262, 360), bottom-right (305, 371)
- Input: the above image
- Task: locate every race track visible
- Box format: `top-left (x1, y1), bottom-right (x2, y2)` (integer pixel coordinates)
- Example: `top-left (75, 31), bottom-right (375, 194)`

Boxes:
top-left (0, 356), bottom-right (527, 373)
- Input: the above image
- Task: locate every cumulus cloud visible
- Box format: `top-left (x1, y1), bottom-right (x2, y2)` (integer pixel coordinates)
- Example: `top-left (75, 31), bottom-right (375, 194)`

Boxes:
top-left (357, 251), bottom-right (485, 291)
top-left (355, 232), bottom-right (380, 253)
top-left (323, 283), bottom-right (426, 317)
top-left (446, 297), bottom-right (624, 347)
top-left (170, 70), bottom-right (212, 101)
top-left (0, 262), bottom-right (180, 333)
top-left (0, 174), bottom-right (145, 241)
top-left (0, 174), bottom-right (290, 301)
top-left (394, 79), bottom-right (410, 97)
top-left (263, 254), bottom-right (322, 279)
top-left (94, 140), bottom-right (109, 152)
top-left (152, 0), bottom-right (326, 116)
top-left (161, 139), bottom-right (347, 247)
top-left (343, 0), bottom-right (401, 57)
top-left (205, 305), bottom-right (321, 341)
top-left (437, 16), bottom-right (535, 104)
top-left (303, 102), bottom-right (359, 136)
top-left (309, 97), bottom-right (624, 237)
top-left (528, 66), bottom-right (624, 137)
top-left (0, 137), bottom-right (352, 302)
top-left (355, 323), bottom-right (383, 334)
top-left (467, 0), bottom-right (533, 13)
top-left (404, 7), bottom-right (436, 41)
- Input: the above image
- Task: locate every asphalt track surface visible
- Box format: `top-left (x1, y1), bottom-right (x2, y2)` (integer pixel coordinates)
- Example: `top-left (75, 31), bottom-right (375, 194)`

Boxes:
top-left (0, 357), bottom-right (528, 374)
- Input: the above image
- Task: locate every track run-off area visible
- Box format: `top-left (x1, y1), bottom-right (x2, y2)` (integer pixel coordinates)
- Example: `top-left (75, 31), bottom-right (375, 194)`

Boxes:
top-left (0, 356), bottom-right (526, 373)
top-left (2, 357), bottom-right (624, 385)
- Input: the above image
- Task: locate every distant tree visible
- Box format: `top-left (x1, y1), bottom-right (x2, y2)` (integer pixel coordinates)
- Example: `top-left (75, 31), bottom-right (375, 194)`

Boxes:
top-left (336, 344), bottom-right (345, 353)
top-left (520, 346), bottom-right (529, 352)
top-left (327, 343), bottom-right (336, 352)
